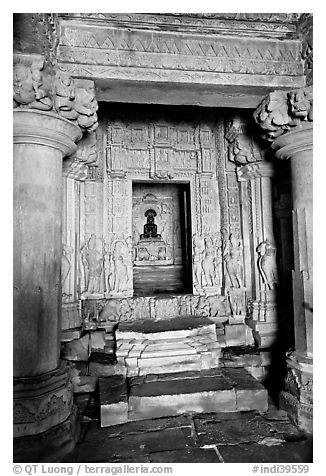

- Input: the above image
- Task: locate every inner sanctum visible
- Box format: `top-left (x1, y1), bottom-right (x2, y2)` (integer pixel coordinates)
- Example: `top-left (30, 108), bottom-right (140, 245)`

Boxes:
top-left (132, 181), bottom-right (192, 296)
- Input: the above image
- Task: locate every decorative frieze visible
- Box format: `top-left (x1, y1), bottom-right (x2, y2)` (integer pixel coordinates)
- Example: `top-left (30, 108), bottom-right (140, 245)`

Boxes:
top-left (58, 22), bottom-right (302, 77)
top-left (56, 14), bottom-right (305, 91)
top-left (95, 293), bottom-right (231, 323)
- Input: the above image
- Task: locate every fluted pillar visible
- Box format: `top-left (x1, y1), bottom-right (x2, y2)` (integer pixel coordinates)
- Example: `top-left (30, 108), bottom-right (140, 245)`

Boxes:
top-left (13, 110), bottom-right (82, 460)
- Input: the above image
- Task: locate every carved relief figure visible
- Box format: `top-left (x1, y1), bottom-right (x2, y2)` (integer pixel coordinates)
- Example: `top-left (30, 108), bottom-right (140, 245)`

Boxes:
top-left (13, 60), bottom-right (52, 110)
top-left (232, 134), bottom-right (262, 165)
top-left (213, 236), bottom-right (223, 287)
top-left (125, 236), bottom-right (133, 287)
top-left (112, 240), bottom-right (128, 293)
top-left (202, 237), bottom-right (215, 287)
top-left (223, 234), bottom-right (243, 288)
top-left (228, 292), bottom-right (244, 316)
top-left (288, 86), bottom-right (313, 122)
top-left (104, 243), bottom-right (113, 293)
top-left (81, 234), bottom-right (104, 294)
top-left (73, 82), bottom-right (98, 132)
top-left (137, 247), bottom-right (150, 261)
top-left (193, 235), bottom-right (203, 289)
top-left (61, 244), bottom-right (73, 286)
top-left (13, 60), bottom-right (99, 131)
top-left (257, 239), bottom-right (278, 289)
top-left (195, 296), bottom-right (210, 316)
top-left (53, 71), bottom-right (78, 121)
top-left (179, 294), bottom-right (198, 316)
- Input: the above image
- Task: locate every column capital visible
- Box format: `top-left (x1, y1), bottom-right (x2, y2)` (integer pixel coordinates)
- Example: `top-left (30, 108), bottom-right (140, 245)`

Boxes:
top-left (237, 161), bottom-right (275, 181)
top-left (14, 109), bottom-right (82, 156)
top-left (253, 85), bottom-right (313, 143)
top-left (271, 122), bottom-right (313, 160)
top-left (13, 55), bottom-right (99, 134)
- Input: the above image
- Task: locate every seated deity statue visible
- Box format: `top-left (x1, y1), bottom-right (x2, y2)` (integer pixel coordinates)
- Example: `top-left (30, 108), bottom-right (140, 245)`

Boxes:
top-left (140, 209), bottom-right (161, 239)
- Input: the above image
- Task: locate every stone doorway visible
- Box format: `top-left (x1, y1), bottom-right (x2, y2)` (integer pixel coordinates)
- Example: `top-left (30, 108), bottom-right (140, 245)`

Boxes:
top-left (132, 182), bottom-right (192, 296)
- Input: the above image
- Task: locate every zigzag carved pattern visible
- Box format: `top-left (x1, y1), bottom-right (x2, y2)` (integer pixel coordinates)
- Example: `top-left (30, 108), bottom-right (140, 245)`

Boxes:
top-left (61, 28), bottom-right (299, 62)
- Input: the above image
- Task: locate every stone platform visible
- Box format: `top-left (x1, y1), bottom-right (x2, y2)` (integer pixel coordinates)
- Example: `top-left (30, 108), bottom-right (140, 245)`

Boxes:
top-left (116, 317), bottom-right (221, 377)
top-left (99, 367), bottom-right (268, 427)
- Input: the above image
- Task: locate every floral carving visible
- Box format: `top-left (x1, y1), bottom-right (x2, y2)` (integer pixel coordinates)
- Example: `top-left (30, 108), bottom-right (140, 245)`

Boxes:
top-left (253, 86), bottom-right (313, 142)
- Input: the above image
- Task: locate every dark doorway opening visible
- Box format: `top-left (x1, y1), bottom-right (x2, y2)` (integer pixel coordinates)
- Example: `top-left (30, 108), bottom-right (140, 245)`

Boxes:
top-left (132, 181), bottom-right (192, 296)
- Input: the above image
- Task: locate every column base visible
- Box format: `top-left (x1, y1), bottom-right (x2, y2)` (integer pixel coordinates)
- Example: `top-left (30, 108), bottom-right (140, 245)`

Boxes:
top-left (246, 298), bottom-right (278, 348)
top-left (13, 404), bottom-right (80, 462)
top-left (14, 361), bottom-right (74, 437)
top-left (279, 352), bottom-right (313, 433)
top-left (245, 317), bottom-right (278, 348)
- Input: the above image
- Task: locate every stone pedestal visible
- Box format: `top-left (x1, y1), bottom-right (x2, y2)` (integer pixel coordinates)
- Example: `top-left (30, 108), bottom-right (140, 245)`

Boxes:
top-left (279, 352), bottom-right (313, 433)
top-left (272, 122), bottom-right (313, 432)
top-left (13, 110), bottom-right (82, 460)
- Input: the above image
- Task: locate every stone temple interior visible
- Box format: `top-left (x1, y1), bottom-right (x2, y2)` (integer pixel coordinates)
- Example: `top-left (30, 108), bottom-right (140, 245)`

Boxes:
top-left (13, 13), bottom-right (313, 463)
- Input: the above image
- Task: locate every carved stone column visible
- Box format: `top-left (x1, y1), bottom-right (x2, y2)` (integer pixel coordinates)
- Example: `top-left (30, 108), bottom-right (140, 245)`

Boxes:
top-left (13, 57), bottom-right (98, 460)
top-left (254, 87), bottom-right (313, 432)
top-left (13, 109), bottom-right (82, 460)
top-left (272, 123), bottom-right (313, 432)
top-left (237, 162), bottom-right (278, 348)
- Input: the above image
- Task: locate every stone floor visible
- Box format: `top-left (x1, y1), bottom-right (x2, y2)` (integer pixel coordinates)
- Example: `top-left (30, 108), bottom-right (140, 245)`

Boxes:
top-left (62, 402), bottom-right (312, 463)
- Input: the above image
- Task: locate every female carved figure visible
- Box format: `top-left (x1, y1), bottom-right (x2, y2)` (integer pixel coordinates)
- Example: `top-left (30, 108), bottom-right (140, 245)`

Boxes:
top-left (257, 239), bottom-right (278, 289)
top-left (214, 246), bottom-right (223, 287)
top-left (193, 236), bottom-right (203, 288)
top-left (81, 234), bottom-right (104, 294)
top-left (223, 234), bottom-right (243, 288)
top-left (202, 237), bottom-right (215, 287)
top-left (112, 240), bottom-right (128, 293)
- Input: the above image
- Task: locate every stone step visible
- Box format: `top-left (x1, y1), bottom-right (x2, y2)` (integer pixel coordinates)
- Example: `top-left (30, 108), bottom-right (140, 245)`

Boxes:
top-left (99, 376), bottom-right (128, 427)
top-left (115, 317), bottom-right (221, 377)
top-left (128, 367), bottom-right (268, 422)
top-left (99, 368), bottom-right (268, 427)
